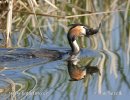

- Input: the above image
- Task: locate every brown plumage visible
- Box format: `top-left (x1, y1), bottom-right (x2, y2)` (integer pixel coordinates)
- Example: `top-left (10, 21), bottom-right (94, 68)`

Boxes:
top-left (68, 26), bottom-right (85, 37)
top-left (67, 60), bottom-right (101, 81)
top-left (68, 60), bottom-right (86, 81)
top-left (69, 66), bottom-right (86, 80)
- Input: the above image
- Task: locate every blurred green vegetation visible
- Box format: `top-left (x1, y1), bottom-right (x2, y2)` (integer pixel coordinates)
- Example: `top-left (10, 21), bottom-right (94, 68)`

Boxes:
top-left (0, 0), bottom-right (129, 50)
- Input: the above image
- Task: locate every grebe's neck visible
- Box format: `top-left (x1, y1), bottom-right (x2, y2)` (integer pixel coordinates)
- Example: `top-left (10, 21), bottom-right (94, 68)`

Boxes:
top-left (67, 34), bottom-right (80, 55)
top-left (71, 40), bottom-right (80, 54)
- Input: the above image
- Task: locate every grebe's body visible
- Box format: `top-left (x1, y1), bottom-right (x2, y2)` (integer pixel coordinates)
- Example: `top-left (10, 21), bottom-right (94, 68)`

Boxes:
top-left (0, 24), bottom-right (100, 80)
top-left (0, 23), bottom-right (100, 60)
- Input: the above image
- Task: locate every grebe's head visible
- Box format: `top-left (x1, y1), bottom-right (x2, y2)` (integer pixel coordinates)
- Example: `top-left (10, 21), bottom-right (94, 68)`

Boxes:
top-left (68, 23), bottom-right (101, 38)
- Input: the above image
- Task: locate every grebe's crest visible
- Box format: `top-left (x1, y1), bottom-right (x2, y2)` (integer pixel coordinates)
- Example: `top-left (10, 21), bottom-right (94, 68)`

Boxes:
top-left (68, 24), bottom-right (90, 37)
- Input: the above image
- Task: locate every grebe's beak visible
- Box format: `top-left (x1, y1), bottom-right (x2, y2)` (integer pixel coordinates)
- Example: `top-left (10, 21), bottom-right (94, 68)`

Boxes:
top-left (84, 23), bottom-right (101, 37)
top-left (92, 23), bottom-right (101, 34)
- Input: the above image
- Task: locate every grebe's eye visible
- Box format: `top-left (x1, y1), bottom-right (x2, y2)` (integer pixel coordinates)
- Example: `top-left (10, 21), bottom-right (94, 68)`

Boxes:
top-left (83, 26), bottom-right (88, 30)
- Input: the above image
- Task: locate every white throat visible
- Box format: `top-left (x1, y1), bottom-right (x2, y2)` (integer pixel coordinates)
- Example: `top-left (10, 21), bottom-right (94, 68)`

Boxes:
top-left (72, 40), bottom-right (80, 53)
top-left (80, 26), bottom-right (86, 36)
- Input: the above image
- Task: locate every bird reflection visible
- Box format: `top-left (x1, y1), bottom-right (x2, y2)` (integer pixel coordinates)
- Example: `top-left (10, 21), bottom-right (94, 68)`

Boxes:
top-left (67, 57), bottom-right (100, 81)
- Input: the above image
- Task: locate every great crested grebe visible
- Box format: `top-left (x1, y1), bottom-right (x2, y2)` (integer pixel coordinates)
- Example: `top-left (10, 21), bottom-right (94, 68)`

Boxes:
top-left (66, 23), bottom-right (101, 81)
top-left (34, 23), bottom-right (101, 60)
top-left (0, 24), bottom-right (100, 81)
top-left (67, 23), bottom-right (101, 56)
top-left (0, 24), bottom-right (100, 62)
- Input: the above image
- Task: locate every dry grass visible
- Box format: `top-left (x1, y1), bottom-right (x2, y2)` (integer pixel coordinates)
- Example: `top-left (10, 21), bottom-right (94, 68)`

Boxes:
top-left (0, 0), bottom-right (129, 48)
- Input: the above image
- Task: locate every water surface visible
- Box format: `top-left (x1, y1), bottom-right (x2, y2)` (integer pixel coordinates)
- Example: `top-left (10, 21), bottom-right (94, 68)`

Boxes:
top-left (0, 13), bottom-right (130, 100)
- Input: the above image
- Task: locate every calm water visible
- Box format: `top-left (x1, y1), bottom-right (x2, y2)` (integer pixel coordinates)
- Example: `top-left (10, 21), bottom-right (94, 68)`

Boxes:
top-left (0, 14), bottom-right (130, 100)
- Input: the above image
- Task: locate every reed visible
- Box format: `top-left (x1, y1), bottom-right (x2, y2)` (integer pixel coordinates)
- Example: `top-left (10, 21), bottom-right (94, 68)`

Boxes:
top-left (0, 0), bottom-right (128, 47)
top-left (0, 0), bottom-right (130, 97)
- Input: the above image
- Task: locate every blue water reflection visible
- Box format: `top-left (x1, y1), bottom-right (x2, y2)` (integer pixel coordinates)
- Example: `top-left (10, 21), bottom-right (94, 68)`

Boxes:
top-left (0, 14), bottom-right (130, 100)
